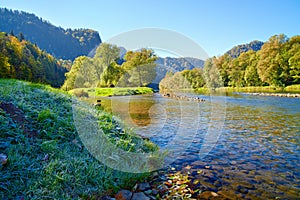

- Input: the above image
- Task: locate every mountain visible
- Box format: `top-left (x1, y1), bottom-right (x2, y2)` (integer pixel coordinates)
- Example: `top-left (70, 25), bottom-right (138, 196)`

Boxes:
top-left (0, 32), bottom-right (69, 87)
top-left (226, 40), bottom-right (264, 58)
top-left (0, 8), bottom-right (101, 60)
top-left (153, 57), bottom-right (204, 84)
top-left (156, 57), bottom-right (204, 71)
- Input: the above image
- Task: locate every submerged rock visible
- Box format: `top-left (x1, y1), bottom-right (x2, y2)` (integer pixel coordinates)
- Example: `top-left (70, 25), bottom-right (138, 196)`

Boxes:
top-left (115, 190), bottom-right (132, 200)
top-left (131, 192), bottom-right (150, 200)
top-left (138, 182), bottom-right (151, 191)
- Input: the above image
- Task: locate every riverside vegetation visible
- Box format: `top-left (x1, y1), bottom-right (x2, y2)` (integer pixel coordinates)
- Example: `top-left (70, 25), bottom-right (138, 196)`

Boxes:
top-left (0, 79), bottom-right (160, 199)
top-left (160, 34), bottom-right (300, 94)
top-left (71, 87), bottom-right (153, 98)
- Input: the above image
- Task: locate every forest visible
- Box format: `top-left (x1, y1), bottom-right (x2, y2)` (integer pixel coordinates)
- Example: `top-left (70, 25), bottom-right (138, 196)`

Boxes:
top-left (160, 34), bottom-right (300, 90)
top-left (0, 8), bottom-right (101, 60)
top-left (0, 32), bottom-right (69, 87)
top-left (0, 30), bottom-right (299, 91)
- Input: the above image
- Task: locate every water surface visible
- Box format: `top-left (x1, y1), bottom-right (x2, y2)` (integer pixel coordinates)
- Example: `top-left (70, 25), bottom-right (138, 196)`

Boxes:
top-left (97, 93), bottom-right (300, 199)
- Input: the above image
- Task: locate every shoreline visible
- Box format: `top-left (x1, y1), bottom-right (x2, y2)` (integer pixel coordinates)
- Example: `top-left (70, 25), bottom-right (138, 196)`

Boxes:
top-left (242, 92), bottom-right (300, 98)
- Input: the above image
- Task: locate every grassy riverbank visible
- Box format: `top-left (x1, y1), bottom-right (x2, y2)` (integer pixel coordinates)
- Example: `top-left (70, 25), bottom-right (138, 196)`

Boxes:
top-left (70, 87), bottom-right (154, 97)
top-left (196, 85), bottom-right (300, 94)
top-left (0, 79), bottom-right (159, 199)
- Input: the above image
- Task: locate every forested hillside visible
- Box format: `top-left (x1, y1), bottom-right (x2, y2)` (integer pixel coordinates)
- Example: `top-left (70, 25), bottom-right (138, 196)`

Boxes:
top-left (0, 32), bottom-right (69, 87)
top-left (160, 34), bottom-right (300, 89)
top-left (226, 40), bottom-right (264, 58)
top-left (0, 8), bottom-right (101, 60)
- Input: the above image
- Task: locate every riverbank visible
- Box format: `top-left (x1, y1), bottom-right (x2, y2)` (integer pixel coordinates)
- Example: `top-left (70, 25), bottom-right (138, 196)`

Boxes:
top-left (245, 92), bottom-right (300, 98)
top-left (0, 79), bottom-right (158, 199)
top-left (196, 85), bottom-right (300, 95)
top-left (70, 87), bottom-right (154, 97)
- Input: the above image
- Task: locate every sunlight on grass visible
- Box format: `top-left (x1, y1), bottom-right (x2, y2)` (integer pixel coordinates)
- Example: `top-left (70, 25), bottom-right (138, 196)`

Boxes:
top-left (0, 79), bottom-right (159, 199)
top-left (70, 87), bottom-right (153, 97)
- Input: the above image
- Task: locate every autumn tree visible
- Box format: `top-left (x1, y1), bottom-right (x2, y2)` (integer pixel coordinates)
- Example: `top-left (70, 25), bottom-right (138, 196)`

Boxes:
top-left (213, 54), bottom-right (232, 87)
top-left (257, 34), bottom-right (289, 86)
top-left (0, 32), bottom-right (67, 87)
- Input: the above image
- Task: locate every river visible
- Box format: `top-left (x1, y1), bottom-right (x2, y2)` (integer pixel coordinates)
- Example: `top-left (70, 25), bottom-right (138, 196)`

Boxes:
top-left (95, 92), bottom-right (300, 199)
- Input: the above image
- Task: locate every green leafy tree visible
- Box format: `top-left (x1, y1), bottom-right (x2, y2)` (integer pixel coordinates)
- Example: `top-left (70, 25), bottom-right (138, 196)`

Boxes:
top-left (203, 57), bottom-right (223, 89)
top-left (244, 51), bottom-right (262, 86)
top-left (120, 49), bottom-right (157, 87)
top-left (62, 56), bottom-right (90, 90)
top-left (101, 62), bottom-right (124, 87)
top-left (213, 54), bottom-right (232, 87)
top-left (257, 34), bottom-right (289, 86)
top-left (93, 43), bottom-right (120, 84)
top-left (288, 36), bottom-right (300, 84)
top-left (181, 68), bottom-right (205, 89)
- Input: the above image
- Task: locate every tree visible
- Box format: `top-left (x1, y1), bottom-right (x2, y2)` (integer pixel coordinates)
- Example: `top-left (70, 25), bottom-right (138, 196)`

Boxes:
top-left (213, 54), bottom-right (232, 86)
top-left (0, 32), bottom-right (67, 87)
top-left (0, 53), bottom-right (12, 78)
top-left (100, 62), bottom-right (124, 87)
top-left (287, 36), bottom-right (300, 84)
top-left (257, 34), bottom-right (289, 86)
top-left (203, 57), bottom-right (223, 89)
top-left (181, 68), bottom-right (205, 89)
top-left (243, 51), bottom-right (261, 86)
top-left (93, 43), bottom-right (120, 84)
top-left (62, 56), bottom-right (92, 90)
top-left (18, 32), bottom-right (25, 41)
top-left (120, 49), bottom-right (157, 87)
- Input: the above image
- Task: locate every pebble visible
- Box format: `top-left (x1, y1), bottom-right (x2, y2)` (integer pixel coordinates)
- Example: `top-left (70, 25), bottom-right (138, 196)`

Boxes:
top-left (115, 190), bottom-right (132, 200)
top-left (151, 189), bottom-right (158, 195)
top-left (249, 92), bottom-right (300, 98)
top-left (131, 192), bottom-right (150, 200)
top-left (138, 182), bottom-right (151, 191)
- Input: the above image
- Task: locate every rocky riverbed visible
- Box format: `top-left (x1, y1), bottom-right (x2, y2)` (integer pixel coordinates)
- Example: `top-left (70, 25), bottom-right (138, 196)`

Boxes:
top-left (102, 166), bottom-right (235, 200)
top-left (245, 92), bottom-right (300, 97)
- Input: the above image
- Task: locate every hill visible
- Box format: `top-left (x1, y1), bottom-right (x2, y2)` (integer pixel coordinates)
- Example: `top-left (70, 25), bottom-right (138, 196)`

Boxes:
top-left (226, 40), bottom-right (264, 58)
top-left (0, 32), bottom-right (69, 87)
top-left (156, 57), bottom-right (204, 71)
top-left (0, 8), bottom-right (101, 60)
top-left (153, 56), bottom-right (204, 85)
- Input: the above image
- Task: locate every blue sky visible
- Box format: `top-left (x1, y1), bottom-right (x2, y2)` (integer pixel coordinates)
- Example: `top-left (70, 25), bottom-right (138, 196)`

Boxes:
top-left (1, 0), bottom-right (299, 57)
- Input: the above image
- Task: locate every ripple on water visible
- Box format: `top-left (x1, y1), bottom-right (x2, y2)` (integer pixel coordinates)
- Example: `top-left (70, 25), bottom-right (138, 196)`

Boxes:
top-left (99, 94), bottom-right (300, 199)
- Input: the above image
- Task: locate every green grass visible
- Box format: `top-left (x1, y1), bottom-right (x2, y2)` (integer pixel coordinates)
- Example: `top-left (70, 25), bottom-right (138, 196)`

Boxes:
top-left (0, 79), bottom-right (159, 199)
top-left (284, 84), bottom-right (300, 93)
top-left (70, 87), bottom-right (153, 97)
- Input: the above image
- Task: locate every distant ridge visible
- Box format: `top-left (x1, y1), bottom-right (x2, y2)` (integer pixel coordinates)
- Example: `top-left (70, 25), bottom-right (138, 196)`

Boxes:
top-left (0, 8), bottom-right (102, 60)
top-left (226, 40), bottom-right (264, 58)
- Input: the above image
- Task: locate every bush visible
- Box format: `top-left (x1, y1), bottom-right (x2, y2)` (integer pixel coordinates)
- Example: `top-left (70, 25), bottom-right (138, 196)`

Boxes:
top-left (73, 89), bottom-right (89, 97)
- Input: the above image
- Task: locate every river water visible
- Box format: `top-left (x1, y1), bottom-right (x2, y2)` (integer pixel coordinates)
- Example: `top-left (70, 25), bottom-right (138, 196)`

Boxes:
top-left (96, 93), bottom-right (300, 199)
